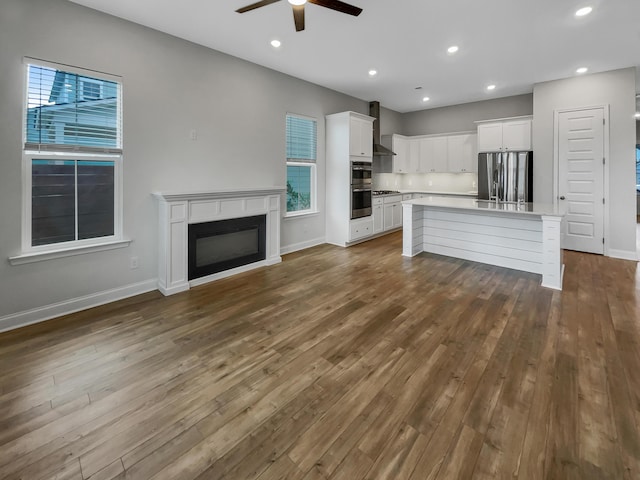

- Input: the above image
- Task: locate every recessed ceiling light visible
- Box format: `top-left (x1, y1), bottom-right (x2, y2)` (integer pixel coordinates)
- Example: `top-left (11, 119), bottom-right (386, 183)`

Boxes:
top-left (575, 6), bottom-right (592, 17)
top-left (447, 45), bottom-right (459, 54)
top-left (576, 67), bottom-right (588, 74)
top-left (635, 112), bottom-right (640, 118)
top-left (486, 84), bottom-right (496, 91)
top-left (270, 39), bottom-right (281, 48)
top-left (368, 69), bottom-right (377, 77)
top-left (288, 0), bottom-right (307, 5)
top-left (422, 97), bottom-right (430, 102)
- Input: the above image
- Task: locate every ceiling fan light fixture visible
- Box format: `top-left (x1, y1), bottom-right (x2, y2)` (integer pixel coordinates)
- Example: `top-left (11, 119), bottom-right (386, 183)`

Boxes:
top-left (288, 0), bottom-right (307, 5)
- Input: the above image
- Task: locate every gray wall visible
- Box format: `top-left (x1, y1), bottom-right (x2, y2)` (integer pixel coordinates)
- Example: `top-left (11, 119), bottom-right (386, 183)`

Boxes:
top-left (401, 94), bottom-right (533, 136)
top-left (533, 68), bottom-right (637, 256)
top-left (0, 0), bottom-right (387, 318)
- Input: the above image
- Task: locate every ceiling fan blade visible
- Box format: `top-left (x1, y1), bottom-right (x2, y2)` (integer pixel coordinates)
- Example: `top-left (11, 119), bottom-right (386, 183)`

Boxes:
top-left (307, 0), bottom-right (362, 16)
top-left (292, 4), bottom-right (305, 31)
top-left (235, 0), bottom-right (281, 14)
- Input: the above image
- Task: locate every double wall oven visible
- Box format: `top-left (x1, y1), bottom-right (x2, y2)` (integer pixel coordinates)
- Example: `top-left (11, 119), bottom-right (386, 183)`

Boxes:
top-left (350, 161), bottom-right (372, 219)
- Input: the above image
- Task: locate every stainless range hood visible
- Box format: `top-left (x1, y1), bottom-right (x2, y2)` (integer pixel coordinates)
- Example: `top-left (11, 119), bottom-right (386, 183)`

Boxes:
top-left (369, 101), bottom-right (396, 156)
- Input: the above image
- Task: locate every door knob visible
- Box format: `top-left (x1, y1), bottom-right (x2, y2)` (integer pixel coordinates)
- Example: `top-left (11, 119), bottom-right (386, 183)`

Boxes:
top-left (559, 196), bottom-right (566, 200)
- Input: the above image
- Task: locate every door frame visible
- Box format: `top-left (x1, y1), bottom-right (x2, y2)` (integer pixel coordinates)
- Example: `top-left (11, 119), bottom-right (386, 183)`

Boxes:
top-left (553, 104), bottom-right (610, 255)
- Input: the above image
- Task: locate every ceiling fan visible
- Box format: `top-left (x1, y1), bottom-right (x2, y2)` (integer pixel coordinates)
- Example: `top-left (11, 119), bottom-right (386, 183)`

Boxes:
top-left (235, 0), bottom-right (363, 32)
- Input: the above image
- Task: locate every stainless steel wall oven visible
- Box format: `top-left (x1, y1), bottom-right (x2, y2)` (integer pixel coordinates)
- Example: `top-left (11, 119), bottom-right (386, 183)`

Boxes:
top-left (350, 161), bottom-right (372, 219)
top-left (351, 161), bottom-right (372, 186)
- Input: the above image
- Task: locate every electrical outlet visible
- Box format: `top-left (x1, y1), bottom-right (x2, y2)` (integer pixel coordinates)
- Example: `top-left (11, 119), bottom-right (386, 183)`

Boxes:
top-left (428, 180), bottom-right (433, 186)
top-left (130, 256), bottom-right (139, 269)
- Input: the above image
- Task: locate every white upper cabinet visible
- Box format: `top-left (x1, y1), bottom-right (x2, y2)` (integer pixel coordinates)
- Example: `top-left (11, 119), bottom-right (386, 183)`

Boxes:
top-left (477, 123), bottom-right (504, 152)
top-left (477, 117), bottom-right (532, 152)
top-left (408, 138), bottom-right (421, 173)
top-left (447, 134), bottom-right (477, 172)
top-left (388, 135), bottom-right (410, 173)
top-left (349, 115), bottom-right (373, 157)
top-left (419, 136), bottom-right (448, 172)
top-left (502, 119), bottom-right (532, 151)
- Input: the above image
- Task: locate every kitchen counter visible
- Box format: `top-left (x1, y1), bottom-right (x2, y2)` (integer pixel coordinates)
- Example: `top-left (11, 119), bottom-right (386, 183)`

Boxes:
top-left (402, 197), bottom-right (565, 290)
top-left (399, 190), bottom-right (478, 197)
top-left (403, 196), bottom-right (564, 217)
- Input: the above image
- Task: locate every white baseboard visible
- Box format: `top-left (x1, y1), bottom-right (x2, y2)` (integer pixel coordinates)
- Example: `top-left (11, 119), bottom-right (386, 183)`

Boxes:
top-left (0, 279), bottom-right (158, 334)
top-left (608, 249), bottom-right (638, 261)
top-left (280, 237), bottom-right (325, 255)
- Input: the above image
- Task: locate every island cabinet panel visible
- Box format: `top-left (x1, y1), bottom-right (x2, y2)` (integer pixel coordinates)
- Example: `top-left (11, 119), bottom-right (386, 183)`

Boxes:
top-left (421, 209), bottom-right (544, 273)
top-left (401, 197), bottom-right (564, 290)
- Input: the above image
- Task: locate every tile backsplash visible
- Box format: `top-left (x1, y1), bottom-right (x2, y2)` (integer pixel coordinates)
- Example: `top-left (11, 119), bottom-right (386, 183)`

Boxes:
top-left (374, 172), bottom-right (478, 193)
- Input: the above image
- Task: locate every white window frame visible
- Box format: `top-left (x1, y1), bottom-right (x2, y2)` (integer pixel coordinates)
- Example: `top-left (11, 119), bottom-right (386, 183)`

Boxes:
top-left (20, 152), bottom-right (124, 255)
top-left (285, 113), bottom-right (318, 218)
top-left (10, 58), bottom-right (128, 265)
top-left (285, 161), bottom-right (318, 217)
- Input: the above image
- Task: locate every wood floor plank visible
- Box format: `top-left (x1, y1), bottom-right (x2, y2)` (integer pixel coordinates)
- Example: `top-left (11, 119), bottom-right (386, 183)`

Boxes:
top-left (0, 234), bottom-right (638, 479)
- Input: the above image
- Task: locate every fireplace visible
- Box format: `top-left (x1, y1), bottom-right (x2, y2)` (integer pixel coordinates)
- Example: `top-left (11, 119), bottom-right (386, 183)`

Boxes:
top-left (188, 215), bottom-right (266, 280)
top-left (154, 188), bottom-right (283, 296)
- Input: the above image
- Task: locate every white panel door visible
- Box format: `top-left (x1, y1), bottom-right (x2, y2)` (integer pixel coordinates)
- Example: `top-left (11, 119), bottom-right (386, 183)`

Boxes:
top-left (558, 108), bottom-right (605, 254)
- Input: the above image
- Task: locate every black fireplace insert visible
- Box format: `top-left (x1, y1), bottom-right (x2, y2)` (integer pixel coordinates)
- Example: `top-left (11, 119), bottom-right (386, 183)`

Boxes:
top-left (188, 215), bottom-right (266, 280)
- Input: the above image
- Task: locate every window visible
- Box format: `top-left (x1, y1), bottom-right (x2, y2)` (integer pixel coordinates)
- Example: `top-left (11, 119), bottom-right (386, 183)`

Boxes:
top-left (80, 80), bottom-right (102, 101)
top-left (22, 59), bottom-right (122, 253)
top-left (286, 114), bottom-right (317, 215)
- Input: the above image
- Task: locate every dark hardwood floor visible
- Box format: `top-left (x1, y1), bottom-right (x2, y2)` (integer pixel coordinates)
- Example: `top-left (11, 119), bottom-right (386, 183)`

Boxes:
top-left (1, 231), bottom-right (639, 480)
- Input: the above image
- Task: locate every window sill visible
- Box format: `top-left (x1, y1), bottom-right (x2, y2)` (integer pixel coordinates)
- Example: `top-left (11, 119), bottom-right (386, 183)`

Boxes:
top-left (284, 210), bottom-right (319, 219)
top-left (9, 239), bottom-right (131, 265)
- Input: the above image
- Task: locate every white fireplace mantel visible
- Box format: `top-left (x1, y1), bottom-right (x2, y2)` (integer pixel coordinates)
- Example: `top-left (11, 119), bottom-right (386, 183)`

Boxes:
top-left (154, 187), bottom-right (285, 296)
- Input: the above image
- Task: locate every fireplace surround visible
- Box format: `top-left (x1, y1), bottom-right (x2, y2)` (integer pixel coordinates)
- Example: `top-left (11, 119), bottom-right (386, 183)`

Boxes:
top-left (154, 188), bottom-right (284, 295)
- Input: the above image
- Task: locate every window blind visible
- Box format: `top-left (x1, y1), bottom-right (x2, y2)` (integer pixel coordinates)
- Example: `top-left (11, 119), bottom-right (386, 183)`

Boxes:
top-left (25, 63), bottom-right (122, 154)
top-left (286, 115), bottom-right (316, 163)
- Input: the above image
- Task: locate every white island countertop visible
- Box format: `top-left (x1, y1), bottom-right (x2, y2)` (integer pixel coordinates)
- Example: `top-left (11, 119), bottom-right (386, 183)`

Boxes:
top-left (403, 196), bottom-right (564, 217)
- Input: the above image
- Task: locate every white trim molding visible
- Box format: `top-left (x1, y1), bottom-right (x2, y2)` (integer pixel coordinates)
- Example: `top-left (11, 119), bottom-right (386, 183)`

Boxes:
top-left (0, 279), bottom-right (157, 334)
top-left (9, 239), bottom-right (131, 265)
top-left (280, 236), bottom-right (326, 255)
top-left (607, 249), bottom-right (638, 261)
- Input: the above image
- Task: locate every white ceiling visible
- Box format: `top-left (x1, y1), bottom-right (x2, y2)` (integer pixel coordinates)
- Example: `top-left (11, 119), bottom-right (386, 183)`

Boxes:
top-left (69, 0), bottom-right (640, 113)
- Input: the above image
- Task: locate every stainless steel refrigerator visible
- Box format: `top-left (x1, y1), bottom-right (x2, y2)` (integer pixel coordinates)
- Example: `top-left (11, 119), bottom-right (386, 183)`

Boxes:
top-left (477, 151), bottom-right (533, 202)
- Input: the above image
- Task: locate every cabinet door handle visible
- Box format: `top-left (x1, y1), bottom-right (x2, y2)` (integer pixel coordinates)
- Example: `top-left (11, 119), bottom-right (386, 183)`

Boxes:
top-left (560, 196), bottom-right (566, 200)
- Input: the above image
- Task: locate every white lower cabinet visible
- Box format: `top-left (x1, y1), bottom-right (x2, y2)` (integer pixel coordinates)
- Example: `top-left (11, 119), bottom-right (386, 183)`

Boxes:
top-left (349, 217), bottom-right (373, 241)
top-left (373, 198), bottom-right (384, 234)
top-left (382, 195), bottom-right (403, 231)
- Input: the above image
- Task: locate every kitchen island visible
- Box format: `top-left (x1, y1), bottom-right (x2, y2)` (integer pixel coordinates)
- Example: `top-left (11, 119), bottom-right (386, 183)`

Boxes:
top-left (402, 196), bottom-right (565, 290)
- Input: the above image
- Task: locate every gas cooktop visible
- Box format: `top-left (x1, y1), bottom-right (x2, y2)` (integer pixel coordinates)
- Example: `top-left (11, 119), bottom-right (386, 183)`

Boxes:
top-left (372, 190), bottom-right (401, 195)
